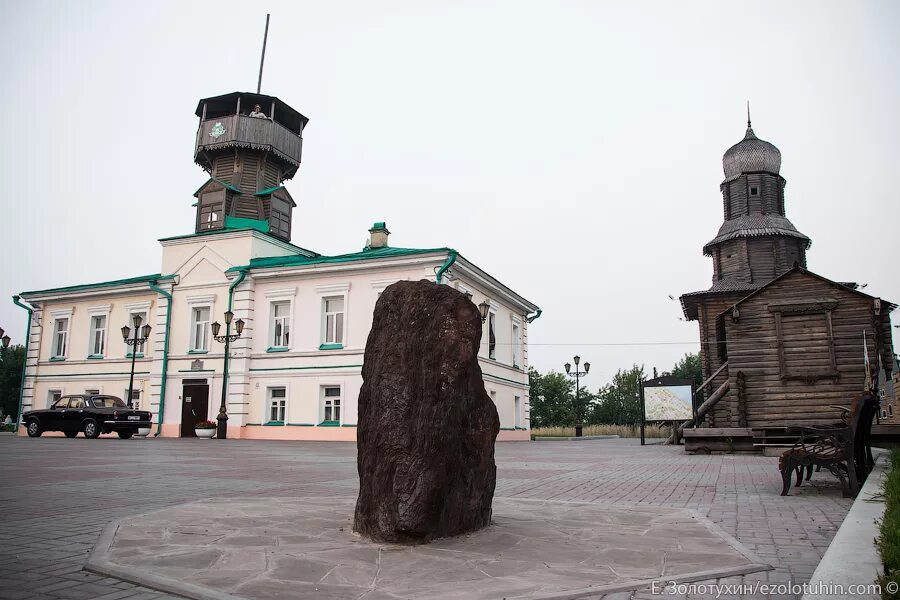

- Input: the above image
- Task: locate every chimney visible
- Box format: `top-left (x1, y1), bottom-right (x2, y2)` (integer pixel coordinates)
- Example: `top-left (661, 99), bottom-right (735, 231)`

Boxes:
top-left (368, 222), bottom-right (390, 249)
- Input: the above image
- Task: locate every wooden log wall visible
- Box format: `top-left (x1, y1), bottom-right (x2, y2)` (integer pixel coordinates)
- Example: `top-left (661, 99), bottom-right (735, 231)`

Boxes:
top-left (722, 270), bottom-right (891, 427)
top-left (697, 293), bottom-right (743, 426)
top-left (721, 173), bottom-right (785, 220)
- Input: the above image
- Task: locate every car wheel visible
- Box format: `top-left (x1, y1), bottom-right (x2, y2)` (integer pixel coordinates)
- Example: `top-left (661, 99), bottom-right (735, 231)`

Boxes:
top-left (83, 419), bottom-right (101, 439)
top-left (26, 418), bottom-right (42, 438)
top-left (64, 431), bottom-right (78, 438)
top-left (117, 430), bottom-right (134, 439)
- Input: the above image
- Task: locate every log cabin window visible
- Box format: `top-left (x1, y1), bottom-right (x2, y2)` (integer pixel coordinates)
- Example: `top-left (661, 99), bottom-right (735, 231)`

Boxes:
top-left (715, 315), bottom-right (728, 362)
top-left (749, 186), bottom-right (759, 196)
top-left (769, 300), bottom-right (838, 382)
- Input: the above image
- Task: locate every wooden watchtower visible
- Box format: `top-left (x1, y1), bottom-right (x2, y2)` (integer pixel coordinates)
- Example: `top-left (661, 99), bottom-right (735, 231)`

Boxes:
top-left (678, 116), bottom-right (895, 446)
top-left (193, 92), bottom-right (308, 242)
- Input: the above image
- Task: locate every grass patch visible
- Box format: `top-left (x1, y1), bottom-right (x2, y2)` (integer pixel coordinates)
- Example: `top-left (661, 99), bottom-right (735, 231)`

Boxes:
top-left (879, 448), bottom-right (900, 599)
top-left (531, 424), bottom-right (669, 438)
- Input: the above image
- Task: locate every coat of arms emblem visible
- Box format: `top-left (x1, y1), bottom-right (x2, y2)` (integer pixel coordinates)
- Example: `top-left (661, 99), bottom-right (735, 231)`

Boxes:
top-left (209, 122), bottom-right (226, 139)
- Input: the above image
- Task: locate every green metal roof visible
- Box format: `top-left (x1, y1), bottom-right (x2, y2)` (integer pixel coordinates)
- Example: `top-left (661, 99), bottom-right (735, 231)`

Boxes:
top-left (223, 216), bottom-right (268, 234)
top-left (227, 246), bottom-right (451, 273)
top-left (20, 273), bottom-right (173, 297)
top-left (193, 177), bottom-right (240, 196)
top-left (157, 228), bottom-right (319, 257)
top-left (254, 185), bottom-right (284, 196)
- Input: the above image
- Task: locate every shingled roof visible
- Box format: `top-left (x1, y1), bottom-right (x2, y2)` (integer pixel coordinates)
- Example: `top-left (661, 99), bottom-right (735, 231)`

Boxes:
top-left (703, 214), bottom-right (811, 256)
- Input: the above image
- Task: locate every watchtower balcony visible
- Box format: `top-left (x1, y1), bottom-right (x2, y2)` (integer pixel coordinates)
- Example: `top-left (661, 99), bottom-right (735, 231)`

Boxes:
top-left (193, 92), bottom-right (309, 177)
top-left (195, 114), bottom-right (303, 169)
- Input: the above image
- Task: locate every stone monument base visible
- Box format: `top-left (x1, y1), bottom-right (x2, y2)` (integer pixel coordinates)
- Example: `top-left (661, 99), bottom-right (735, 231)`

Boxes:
top-left (87, 497), bottom-right (770, 600)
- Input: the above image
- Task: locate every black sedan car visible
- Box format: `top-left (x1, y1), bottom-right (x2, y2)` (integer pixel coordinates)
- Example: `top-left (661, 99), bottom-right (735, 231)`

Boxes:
top-left (23, 395), bottom-right (152, 439)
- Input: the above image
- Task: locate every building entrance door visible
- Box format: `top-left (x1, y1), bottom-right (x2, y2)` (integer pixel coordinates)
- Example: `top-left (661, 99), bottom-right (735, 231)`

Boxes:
top-left (181, 380), bottom-right (209, 437)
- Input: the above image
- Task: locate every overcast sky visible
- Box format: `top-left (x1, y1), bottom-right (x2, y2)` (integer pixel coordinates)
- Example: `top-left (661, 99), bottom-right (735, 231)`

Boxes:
top-left (1, 0), bottom-right (897, 386)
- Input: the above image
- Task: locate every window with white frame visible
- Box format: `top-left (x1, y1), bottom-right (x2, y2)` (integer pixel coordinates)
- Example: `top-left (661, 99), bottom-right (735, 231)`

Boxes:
top-left (125, 388), bottom-right (140, 409)
top-left (269, 387), bottom-right (286, 423)
top-left (511, 321), bottom-right (521, 368)
top-left (52, 318), bottom-right (69, 358)
top-left (271, 301), bottom-right (291, 348)
top-left (514, 396), bottom-right (522, 428)
top-left (125, 311), bottom-right (148, 356)
top-left (322, 297), bottom-right (345, 346)
top-left (322, 386), bottom-right (341, 423)
top-left (191, 307), bottom-right (211, 351)
top-left (89, 315), bottom-right (107, 356)
top-left (48, 389), bottom-right (62, 407)
top-left (85, 388), bottom-right (100, 396)
top-left (488, 312), bottom-right (497, 359)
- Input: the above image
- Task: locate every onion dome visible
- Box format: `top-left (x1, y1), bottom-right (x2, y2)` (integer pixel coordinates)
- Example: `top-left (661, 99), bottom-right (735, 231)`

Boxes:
top-left (722, 123), bottom-right (781, 178)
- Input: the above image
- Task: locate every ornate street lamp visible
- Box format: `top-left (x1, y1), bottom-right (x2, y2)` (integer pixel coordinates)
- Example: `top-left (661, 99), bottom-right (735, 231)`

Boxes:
top-left (211, 310), bottom-right (245, 439)
top-left (564, 355), bottom-right (591, 437)
top-left (477, 300), bottom-right (490, 323)
top-left (121, 315), bottom-right (152, 408)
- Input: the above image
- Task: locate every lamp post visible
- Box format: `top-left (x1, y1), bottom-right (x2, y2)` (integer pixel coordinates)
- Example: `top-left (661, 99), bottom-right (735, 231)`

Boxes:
top-left (211, 311), bottom-right (244, 440)
top-left (0, 328), bottom-right (11, 425)
top-left (564, 355), bottom-right (591, 437)
top-left (120, 316), bottom-right (152, 408)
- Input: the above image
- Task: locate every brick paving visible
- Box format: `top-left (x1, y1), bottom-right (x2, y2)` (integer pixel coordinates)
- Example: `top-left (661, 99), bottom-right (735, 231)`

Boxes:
top-left (0, 435), bottom-right (853, 599)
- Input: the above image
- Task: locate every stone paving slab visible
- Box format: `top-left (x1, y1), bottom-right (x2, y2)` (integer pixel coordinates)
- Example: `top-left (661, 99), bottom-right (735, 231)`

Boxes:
top-left (87, 497), bottom-right (769, 600)
top-left (0, 437), bottom-right (855, 599)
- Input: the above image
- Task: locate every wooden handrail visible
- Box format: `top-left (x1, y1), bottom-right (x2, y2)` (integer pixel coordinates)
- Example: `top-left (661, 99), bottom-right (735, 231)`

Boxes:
top-left (667, 380), bottom-right (730, 444)
top-left (696, 361), bottom-right (729, 395)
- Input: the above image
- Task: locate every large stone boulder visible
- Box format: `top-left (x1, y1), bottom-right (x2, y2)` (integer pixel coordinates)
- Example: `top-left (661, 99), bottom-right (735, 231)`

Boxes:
top-left (353, 279), bottom-right (500, 544)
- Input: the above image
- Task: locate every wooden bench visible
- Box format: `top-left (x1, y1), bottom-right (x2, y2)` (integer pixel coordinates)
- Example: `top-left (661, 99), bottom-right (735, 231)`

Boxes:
top-left (778, 392), bottom-right (879, 497)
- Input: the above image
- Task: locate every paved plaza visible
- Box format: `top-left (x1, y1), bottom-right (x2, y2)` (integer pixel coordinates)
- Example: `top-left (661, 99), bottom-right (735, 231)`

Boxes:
top-left (0, 436), bottom-right (854, 599)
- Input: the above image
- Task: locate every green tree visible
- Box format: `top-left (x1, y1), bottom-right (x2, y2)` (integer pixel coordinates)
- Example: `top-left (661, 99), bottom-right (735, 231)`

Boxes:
top-left (590, 364), bottom-right (645, 425)
top-left (528, 367), bottom-right (575, 427)
top-left (665, 352), bottom-right (703, 388)
top-left (0, 345), bottom-right (25, 422)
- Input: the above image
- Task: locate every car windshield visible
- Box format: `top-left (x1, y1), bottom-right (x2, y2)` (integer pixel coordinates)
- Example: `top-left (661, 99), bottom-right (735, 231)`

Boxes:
top-left (90, 396), bottom-right (127, 409)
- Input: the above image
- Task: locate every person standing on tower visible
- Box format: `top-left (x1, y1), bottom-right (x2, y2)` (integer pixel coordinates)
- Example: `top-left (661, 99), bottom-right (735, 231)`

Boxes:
top-left (249, 104), bottom-right (268, 119)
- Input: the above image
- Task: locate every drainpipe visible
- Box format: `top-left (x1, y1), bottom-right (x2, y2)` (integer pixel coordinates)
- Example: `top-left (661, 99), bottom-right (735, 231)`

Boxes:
top-left (526, 308), bottom-right (542, 323)
top-left (435, 250), bottom-right (458, 284)
top-left (220, 268), bottom-right (249, 428)
top-left (227, 268), bottom-right (248, 312)
top-left (11, 296), bottom-right (32, 434)
top-left (148, 280), bottom-right (173, 437)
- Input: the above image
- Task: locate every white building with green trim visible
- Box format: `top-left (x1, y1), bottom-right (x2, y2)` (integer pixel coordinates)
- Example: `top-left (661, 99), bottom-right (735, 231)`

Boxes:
top-left (14, 91), bottom-right (539, 441)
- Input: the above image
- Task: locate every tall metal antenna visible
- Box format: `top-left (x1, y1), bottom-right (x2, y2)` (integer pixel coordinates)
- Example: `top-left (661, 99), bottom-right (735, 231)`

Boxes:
top-left (256, 14), bottom-right (270, 94)
top-left (746, 100), bottom-right (751, 128)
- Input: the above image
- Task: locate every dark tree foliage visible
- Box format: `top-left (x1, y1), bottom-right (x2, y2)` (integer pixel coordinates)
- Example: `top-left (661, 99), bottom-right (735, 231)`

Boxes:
top-left (528, 355), bottom-right (700, 428)
top-left (664, 352), bottom-right (703, 388)
top-left (0, 345), bottom-right (25, 421)
top-left (589, 365), bottom-right (645, 425)
top-left (528, 368), bottom-right (575, 427)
